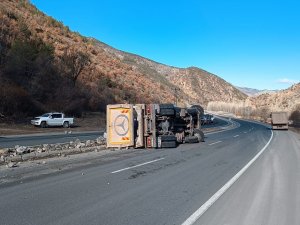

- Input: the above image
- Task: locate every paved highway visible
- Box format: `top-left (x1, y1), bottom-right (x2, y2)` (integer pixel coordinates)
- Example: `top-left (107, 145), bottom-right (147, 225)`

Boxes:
top-left (0, 131), bottom-right (103, 148)
top-left (0, 118), bottom-right (227, 148)
top-left (1, 119), bottom-right (295, 225)
top-left (193, 129), bottom-right (300, 225)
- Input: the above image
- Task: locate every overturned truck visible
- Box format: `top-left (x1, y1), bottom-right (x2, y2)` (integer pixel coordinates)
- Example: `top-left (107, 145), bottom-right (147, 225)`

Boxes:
top-left (107, 104), bottom-right (205, 148)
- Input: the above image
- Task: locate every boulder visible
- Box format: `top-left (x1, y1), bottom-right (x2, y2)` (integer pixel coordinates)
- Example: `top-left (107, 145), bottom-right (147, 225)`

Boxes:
top-left (16, 146), bottom-right (28, 154)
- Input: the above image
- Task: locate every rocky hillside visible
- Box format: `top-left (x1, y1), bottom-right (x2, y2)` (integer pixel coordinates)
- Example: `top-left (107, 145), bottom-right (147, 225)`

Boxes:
top-left (0, 0), bottom-right (246, 117)
top-left (236, 87), bottom-right (261, 96)
top-left (237, 86), bottom-right (278, 97)
top-left (251, 83), bottom-right (300, 112)
top-left (96, 41), bottom-right (247, 105)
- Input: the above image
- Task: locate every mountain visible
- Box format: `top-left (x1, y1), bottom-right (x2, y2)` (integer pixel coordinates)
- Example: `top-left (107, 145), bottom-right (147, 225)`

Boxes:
top-left (236, 87), bottom-right (261, 96)
top-left (95, 41), bottom-right (247, 105)
top-left (0, 0), bottom-right (246, 117)
top-left (251, 83), bottom-right (300, 112)
top-left (237, 86), bottom-right (277, 97)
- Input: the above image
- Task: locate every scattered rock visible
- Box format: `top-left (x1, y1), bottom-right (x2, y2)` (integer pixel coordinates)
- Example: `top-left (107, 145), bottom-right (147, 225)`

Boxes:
top-left (43, 144), bottom-right (50, 151)
top-left (96, 136), bottom-right (106, 144)
top-left (37, 148), bottom-right (44, 153)
top-left (75, 139), bottom-right (81, 145)
top-left (7, 162), bottom-right (18, 168)
top-left (85, 140), bottom-right (91, 147)
top-left (76, 143), bottom-right (85, 149)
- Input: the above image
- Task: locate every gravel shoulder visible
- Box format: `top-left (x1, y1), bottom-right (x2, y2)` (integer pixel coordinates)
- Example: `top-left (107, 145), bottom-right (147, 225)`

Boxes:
top-left (0, 146), bottom-right (142, 187)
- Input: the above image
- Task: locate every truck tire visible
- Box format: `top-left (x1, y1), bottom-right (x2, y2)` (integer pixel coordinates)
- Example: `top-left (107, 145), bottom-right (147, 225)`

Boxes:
top-left (191, 105), bottom-right (204, 117)
top-left (161, 141), bottom-right (177, 148)
top-left (187, 108), bottom-right (198, 116)
top-left (159, 135), bottom-right (177, 148)
top-left (159, 104), bottom-right (175, 116)
top-left (194, 129), bottom-right (205, 142)
top-left (40, 121), bottom-right (47, 128)
top-left (63, 121), bottom-right (69, 128)
top-left (185, 136), bottom-right (199, 143)
top-left (159, 135), bottom-right (177, 142)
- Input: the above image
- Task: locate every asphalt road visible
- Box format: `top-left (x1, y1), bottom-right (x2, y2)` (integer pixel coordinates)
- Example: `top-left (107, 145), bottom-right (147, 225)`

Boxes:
top-left (0, 119), bottom-right (283, 225)
top-left (0, 118), bottom-right (227, 148)
top-left (194, 129), bottom-right (300, 225)
top-left (0, 131), bottom-right (103, 148)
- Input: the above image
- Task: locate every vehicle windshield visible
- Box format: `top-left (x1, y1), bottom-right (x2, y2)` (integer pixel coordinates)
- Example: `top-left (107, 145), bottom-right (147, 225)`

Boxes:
top-left (41, 113), bottom-right (50, 117)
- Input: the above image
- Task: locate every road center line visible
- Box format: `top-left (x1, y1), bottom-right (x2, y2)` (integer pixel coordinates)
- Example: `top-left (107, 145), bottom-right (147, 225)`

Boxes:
top-left (111, 158), bottom-right (165, 174)
top-left (208, 141), bottom-right (222, 146)
top-left (181, 130), bottom-right (274, 225)
top-left (233, 135), bottom-right (239, 138)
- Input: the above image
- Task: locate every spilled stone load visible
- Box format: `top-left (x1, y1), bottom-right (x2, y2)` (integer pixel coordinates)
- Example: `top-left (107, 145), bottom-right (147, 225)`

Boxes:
top-left (0, 136), bottom-right (106, 168)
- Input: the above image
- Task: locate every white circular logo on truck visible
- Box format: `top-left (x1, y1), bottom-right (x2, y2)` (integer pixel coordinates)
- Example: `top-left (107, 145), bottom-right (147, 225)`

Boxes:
top-left (106, 105), bottom-right (134, 147)
top-left (113, 114), bottom-right (129, 136)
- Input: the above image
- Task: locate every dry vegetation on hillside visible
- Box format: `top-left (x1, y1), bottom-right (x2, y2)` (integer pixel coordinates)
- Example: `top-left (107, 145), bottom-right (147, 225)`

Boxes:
top-left (96, 41), bottom-right (247, 105)
top-left (0, 0), bottom-right (254, 121)
top-left (207, 83), bottom-right (300, 123)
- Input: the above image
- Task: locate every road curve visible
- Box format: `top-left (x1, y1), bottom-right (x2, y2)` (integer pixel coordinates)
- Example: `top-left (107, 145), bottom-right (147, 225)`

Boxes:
top-left (0, 118), bottom-right (228, 148)
top-left (193, 129), bottom-right (300, 225)
top-left (0, 119), bottom-right (274, 225)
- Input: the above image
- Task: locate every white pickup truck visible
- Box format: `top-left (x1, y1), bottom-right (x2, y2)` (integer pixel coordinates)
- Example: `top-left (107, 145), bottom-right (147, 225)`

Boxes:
top-left (31, 112), bottom-right (74, 128)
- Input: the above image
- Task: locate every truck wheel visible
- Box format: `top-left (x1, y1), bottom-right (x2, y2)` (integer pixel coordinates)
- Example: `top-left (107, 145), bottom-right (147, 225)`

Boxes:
top-left (40, 121), bottom-right (47, 128)
top-left (159, 135), bottom-right (177, 148)
top-left (194, 129), bottom-right (205, 142)
top-left (159, 104), bottom-right (175, 116)
top-left (185, 136), bottom-right (199, 143)
top-left (63, 121), bottom-right (69, 128)
top-left (160, 135), bottom-right (177, 142)
top-left (161, 141), bottom-right (177, 148)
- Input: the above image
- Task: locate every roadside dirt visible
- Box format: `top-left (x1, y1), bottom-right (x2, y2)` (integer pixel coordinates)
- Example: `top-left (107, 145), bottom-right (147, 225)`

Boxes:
top-left (0, 112), bottom-right (106, 136)
top-left (290, 125), bottom-right (300, 135)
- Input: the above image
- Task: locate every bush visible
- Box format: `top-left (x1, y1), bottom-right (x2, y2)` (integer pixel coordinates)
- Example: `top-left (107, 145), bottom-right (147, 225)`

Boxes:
top-left (290, 104), bottom-right (300, 125)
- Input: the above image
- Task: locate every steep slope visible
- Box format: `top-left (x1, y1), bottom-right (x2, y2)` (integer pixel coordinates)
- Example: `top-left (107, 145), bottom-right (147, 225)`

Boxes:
top-left (96, 41), bottom-right (247, 105)
top-left (251, 83), bottom-right (300, 112)
top-left (236, 87), bottom-right (261, 96)
top-left (0, 0), bottom-right (246, 117)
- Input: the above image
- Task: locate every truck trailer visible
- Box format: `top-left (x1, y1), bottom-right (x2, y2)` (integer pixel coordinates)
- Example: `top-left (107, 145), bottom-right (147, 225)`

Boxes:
top-left (107, 104), bottom-right (205, 148)
top-left (271, 112), bottom-right (288, 130)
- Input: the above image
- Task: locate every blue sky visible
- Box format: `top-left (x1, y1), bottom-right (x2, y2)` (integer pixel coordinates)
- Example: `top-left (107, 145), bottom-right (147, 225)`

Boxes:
top-left (31, 0), bottom-right (300, 90)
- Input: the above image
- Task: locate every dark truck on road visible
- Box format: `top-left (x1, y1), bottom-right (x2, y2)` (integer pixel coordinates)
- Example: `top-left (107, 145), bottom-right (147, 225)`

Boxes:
top-left (107, 104), bottom-right (205, 148)
top-left (271, 112), bottom-right (288, 130)
top-left (141, 104), bottom-right (205, 148)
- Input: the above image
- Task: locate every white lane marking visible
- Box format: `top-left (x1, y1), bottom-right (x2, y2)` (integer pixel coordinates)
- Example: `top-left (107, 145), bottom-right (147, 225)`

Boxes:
top-left (233, 135), bottom-right (239, 138)
top-left (111, 158), bottom-right (165, 174)
top-left (208, 141), bottom-right (222, 146)
top-left (181, 130), bottom-right (274, 225)
top-left (205, 119), bottom-right (241, 136)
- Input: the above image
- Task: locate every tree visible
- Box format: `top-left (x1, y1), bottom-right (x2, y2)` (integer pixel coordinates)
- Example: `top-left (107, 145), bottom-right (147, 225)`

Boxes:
top-left (59, 48), bottom-right (89, 86)
top-left (289, 104), bottom-right (300, 125)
